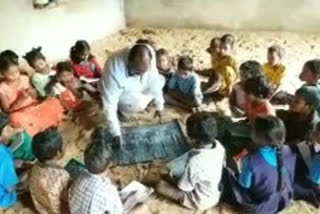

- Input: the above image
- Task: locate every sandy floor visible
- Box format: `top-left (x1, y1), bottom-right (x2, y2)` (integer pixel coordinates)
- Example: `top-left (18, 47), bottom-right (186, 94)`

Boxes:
top-left (6, 27), bottom-right (320, 214)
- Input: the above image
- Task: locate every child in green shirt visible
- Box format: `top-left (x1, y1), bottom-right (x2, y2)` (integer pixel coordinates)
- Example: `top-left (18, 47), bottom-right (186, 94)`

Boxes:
top-left (0, 112), bottom-right (35, 163)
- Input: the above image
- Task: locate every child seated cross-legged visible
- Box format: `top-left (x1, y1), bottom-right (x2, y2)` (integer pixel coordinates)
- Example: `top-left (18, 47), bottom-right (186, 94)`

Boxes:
top-left (197, 37), bottom-right (221, 77)
top-left (156, 112), bottom-right (226, 210)
top-left (294, 121), bottom-right (320, 207)
top-left (0, 112), bottom-right (34, 163)
top-left (69, 129), bottom-right (149, 214)
top-left (277, 86), bottom-right (320, 145)
top-left (243, 76), bottom-right (274, 124)
top-left (202, 34), bottom-right (238, 99)
top-left (55, 61), bottom-right (99, 111)
top-left (29, 129), bottom-right (71, 214)
top-left (299, 59), bottom-right (320, 115)
top-left (165, 56), bottom-right (203, 111)
top-left (222, 116), bottom-right (296, 214)
top-left (229, 60), bottom-right (263, 117)
top-left (263, 45), bottom-right (286, 93)
top-left (215, 34), bottom-right (238, 96)
top-left (156, 48), bottom-right (174, 82)
top-left (70, 40), bottom-right (102, 81)
top-left (0, 53), bottom-right (64, 136)
top-left (23, 47), bottom-right (56, 99)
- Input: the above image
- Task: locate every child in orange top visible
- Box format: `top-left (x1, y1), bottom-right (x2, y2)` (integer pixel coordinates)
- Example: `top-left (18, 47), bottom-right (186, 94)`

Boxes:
top-left (243, 76), bottom-right (274, 124)
top-left (55, 61), bottom-right (98, 110)
top-left (229, 60), bottom-right (263, 117)
top-left (263, 45), bottom-right (286, 92)
top-left (216, 34), bottom-right (238, 96)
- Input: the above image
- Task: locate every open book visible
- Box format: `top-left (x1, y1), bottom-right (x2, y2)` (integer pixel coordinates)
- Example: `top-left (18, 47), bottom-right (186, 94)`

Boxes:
top-left (79, 76), bottom-right (100, 83)
top-left (119, 181), bottom-right (153, 213)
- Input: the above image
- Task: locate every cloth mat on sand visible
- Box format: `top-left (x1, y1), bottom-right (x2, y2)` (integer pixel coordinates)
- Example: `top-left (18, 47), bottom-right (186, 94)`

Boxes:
top-left (110, 120), bottom-right (191, 166)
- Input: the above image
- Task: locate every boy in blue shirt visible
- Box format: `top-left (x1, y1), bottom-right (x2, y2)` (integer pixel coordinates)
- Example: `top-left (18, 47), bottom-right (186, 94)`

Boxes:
top-left (0, 114), bottom-right (19, 209)
top-left (165, 56), bottom-right (203, 111)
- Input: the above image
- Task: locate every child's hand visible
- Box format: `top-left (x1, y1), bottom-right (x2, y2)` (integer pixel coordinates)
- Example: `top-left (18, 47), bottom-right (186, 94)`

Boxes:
top-left (28, 88), bottom-right (38, 99)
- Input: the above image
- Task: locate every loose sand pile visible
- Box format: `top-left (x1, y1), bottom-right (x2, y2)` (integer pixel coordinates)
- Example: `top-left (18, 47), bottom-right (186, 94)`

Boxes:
top-left (5, 28), bottom-right (320, 214)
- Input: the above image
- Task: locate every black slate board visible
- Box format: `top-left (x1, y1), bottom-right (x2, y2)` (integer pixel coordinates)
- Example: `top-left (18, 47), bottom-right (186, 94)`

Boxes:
top-left (65, 158), bottom-right (87, 179)
top-left (110, 120), bottom-right (191, 165)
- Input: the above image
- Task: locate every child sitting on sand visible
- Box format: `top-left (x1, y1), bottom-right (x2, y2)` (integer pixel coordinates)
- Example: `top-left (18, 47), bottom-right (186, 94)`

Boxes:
top-left (55, 61), bottom-right (98, 110)
top-left (277, 86), bottom-right (320, 145)
top-left (0, 53), bottom-right (64, 136)
top-left (0, 117), bottom-right (19, 209)
top-left (222, 116), bottom-right (296, 214)
top-left (216, 34), bottom-right (238, 96)
top-left (207, 37), bottom-right (221, 73)
top-left (197, 37), bottom-right (221, 77)
top-left (156, 112), bottom-right (225, 210)
top-left (299, 59), bottom-right (320, 115)
top-left (29, 129), bottom-right (71, 214)
top-left (69, 128), bottom-right (148, 214)
top-left (294, 121), bottom-right (320, 208)
top-left (243, 76), bottom-right (274, 124)
top-left (165, 56), bottom-right (203, 111)
top-left (0, 112), bottom-right (34, 163)
top-left (263, 45), bottom-right (286, 92)
top-left (229, 60), bottom-right (263, 117)
top-left (156, 48), bottom-right (173, 82)
top-left (23, 47), bottom-right (56, 99)
top-left (70, 40), bottom-right (101, 80)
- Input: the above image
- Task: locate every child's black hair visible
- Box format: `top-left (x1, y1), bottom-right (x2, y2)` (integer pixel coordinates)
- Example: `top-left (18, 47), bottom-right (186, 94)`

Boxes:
top-left (209, 37), bottom-right (221, 48)
top-left (244, 76), bottom-right (272, 99)
top-left (128, 44), bottom-right (153, 66)
top-left (70, 40), bottom-right (93, 64)
top-left (186, 112), bottom-right (217, 147)
top-left (295, 85), bottom-right (320, 110)
top-left (0, 54), bottom-right (19, 73)
top-left (268, 45), bottom-right (285, 59)
top-left (177, 56), bottom-right (193, 71)
top-left (304, 59), bottom-right (320, 78)
top-left (85, 127), bottom-right (111, 174)
top-left (23, 47), bottom-right (46, 68)
top-left (56, 61), bottom-right (73, 74)
top-left (239, 60), bottom-right (263, 79)
top-left (156, 48), bottom-right (169, 58)
top-left (253, 116), bottom-right (286, 191)
top-left (0, 50), bottom-right (19, 65)
top-left (0, 112), bottom-right (9, 136)
top-left (136, 38), bottom-right (156, 50)
top-left (221, 34), bottom-right (235, 48)
top-left (32, 129), bottom-right (63, 163)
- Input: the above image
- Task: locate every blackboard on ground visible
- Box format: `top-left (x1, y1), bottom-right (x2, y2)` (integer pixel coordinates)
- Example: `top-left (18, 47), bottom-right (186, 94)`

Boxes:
top-left (109, 120), bottom-right (192, 166)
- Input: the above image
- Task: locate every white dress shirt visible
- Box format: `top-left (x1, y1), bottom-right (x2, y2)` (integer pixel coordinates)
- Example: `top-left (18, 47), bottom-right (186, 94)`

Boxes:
top-left (100, 44), bottom-right (165, 136)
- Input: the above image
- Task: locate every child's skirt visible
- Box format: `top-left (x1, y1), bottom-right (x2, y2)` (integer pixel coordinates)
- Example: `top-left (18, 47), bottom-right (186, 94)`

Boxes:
top-left (10, 98), bottom-right (64, 136)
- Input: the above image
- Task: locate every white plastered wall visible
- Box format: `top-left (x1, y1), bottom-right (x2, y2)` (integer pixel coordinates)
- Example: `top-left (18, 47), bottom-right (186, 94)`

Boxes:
top-left (0, 0), bottom-right (125, 61)
top-left (125, 0), bottom-right (320, 32)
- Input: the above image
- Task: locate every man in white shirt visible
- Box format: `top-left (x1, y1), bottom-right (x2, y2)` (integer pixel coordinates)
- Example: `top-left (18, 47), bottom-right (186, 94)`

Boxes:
top-left (100, 44), bottom-right (165, 142)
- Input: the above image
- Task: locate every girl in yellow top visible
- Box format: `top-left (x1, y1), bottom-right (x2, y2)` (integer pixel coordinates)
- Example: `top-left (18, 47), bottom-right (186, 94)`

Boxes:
top-left (263, 45), bottom-right (286, 93)
top-left (215, 34), bottom-right (238, 96)
top-left (201, 34), bottom-right (238, 99)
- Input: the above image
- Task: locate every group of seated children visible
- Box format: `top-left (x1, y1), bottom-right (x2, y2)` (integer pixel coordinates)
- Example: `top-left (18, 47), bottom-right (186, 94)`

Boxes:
top-left (2, 34), bottom-right (320, 214)
top-left (0, 40), bottom-right (101, 135)
top-left (3, 111), bottom-right (319, 214)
